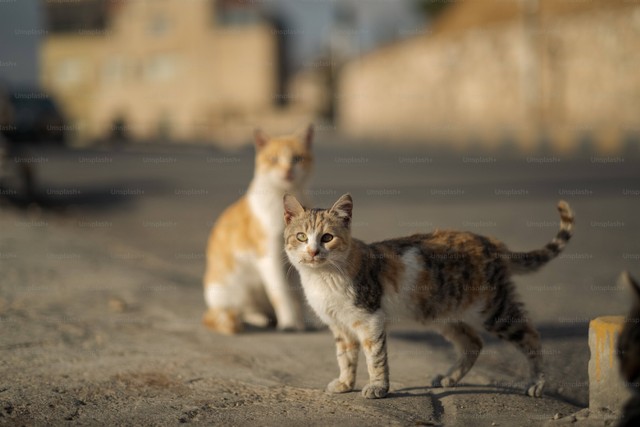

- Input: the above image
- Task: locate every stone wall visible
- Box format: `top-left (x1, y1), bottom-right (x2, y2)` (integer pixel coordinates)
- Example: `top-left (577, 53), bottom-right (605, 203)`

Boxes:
top-left (41, 0), bottom-right (280, 145)
top-left (338, 5), bottom-right (640, 152)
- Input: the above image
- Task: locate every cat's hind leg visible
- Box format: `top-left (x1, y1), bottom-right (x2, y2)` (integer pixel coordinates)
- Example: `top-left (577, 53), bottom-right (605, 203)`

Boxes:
top-left (202, 306), bottom-right (242, 335)
top-left (204, 257), bottom-right (273, 333)
top-left (514, 324), bottom-right (545, 397)
top-left (495, 322), bottom-right (544, 397)
top-left (483, 287), bottom-right (545, 397)
top-left (203, 284), bottom-right (243, 335)
top-left (432, 321), bottom-right (483, 388)
top-left (243, 283), bottom-right (276, 328)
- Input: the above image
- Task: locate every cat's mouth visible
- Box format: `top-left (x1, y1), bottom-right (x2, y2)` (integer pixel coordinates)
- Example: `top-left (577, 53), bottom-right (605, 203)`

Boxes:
top-left (277, 175), bottom-right (296, 188)
top-left (300, 257), bottom-right (327, 267)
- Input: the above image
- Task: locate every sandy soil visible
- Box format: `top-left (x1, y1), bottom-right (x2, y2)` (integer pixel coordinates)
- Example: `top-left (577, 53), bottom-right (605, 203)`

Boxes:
top-left (2, 142), bottom-right (638, 425)
top-left (0, 196), bottom-right (579, 427)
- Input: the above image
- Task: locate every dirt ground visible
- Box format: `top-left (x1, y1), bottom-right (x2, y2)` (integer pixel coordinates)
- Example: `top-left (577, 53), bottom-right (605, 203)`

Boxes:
top-left (1, 141), bottom-right (638, 425)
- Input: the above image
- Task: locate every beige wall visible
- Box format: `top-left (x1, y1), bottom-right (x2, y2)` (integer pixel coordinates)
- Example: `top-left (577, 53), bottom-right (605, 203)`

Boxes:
top-left (40, 36), bottom-right (107, 139)
top-left (338, 5), bottom-right (640, 152)
top-left (40, 0), bottom-right (279, 145)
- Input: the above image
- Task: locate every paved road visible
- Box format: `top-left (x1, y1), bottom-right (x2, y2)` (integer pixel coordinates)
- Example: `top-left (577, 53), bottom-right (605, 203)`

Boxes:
top-left (1, 136), bottom-right (638, 425)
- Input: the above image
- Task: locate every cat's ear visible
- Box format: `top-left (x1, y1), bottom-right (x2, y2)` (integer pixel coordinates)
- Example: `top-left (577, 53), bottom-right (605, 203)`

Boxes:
top-left (283, 194), bottom-right (305, 225)
top-left (621, 271), bottom-right (640, 300)
top-left (254, 128), bottom-right (269, 150)
top-left (329, 193), bottom-right (353, 227)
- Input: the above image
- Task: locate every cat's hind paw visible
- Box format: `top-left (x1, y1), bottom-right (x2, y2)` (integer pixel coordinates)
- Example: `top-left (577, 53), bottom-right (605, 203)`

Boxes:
top-left (526, 379), bottom-right (545, 398)
top-left (202, 309), bottom-right (242, 335)
top-left (361, 382), bottom-right (389, 399)
top-left (326, 378), bottom-right (354, 394)
top-left (431, 374), bottom-right (457, 388)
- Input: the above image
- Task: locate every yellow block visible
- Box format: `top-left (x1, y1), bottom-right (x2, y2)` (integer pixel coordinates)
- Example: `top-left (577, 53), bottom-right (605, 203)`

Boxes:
top-left (589, 316), bottom-right (624, 382)
top-left (588, 316), bottom-right (631, 413)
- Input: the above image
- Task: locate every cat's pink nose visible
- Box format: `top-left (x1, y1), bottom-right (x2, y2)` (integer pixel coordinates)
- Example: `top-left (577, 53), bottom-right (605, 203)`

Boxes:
top-left (307, 248), bottom-right (319, 258)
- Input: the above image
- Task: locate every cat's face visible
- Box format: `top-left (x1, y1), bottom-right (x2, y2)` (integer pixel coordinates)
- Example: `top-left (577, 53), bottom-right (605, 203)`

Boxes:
top-left (283, 194), bottom-right (353, 269)
top-left (254, 126), bottom-right (313, 190)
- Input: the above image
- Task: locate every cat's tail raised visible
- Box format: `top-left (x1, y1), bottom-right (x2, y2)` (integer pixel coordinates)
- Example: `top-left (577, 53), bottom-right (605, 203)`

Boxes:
top-left (506, 200), bottom-right (574, 274)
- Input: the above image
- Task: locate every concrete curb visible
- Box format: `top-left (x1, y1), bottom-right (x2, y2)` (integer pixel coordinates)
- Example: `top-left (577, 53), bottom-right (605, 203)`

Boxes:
top-left (588, 316), bottom-right (632, 413)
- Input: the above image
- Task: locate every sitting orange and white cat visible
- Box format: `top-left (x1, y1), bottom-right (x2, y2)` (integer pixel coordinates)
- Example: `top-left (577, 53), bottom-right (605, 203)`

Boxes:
top-left (203, 126), bottom-right (314, 334)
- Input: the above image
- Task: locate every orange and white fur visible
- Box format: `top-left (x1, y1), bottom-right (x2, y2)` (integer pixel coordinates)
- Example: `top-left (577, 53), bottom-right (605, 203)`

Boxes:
top-left (203, 126), bottom-right (314, 334)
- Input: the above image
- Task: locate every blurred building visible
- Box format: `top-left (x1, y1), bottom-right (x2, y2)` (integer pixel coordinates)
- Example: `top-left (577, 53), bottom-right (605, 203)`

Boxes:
top-left (339, 0), bottom-right (640, 153)
top-left (40, 0), bottom-right (313, 145)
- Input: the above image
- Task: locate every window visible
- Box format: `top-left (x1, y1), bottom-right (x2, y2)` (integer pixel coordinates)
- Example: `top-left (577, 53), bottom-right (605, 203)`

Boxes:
top-left (145, 54), bottom-right (179, 82)
top-left (148, 14), bottom-right (169, 36)
top-left (103, 56), bottom-right (126, 84)
top-left (214, 0), bottom-right (261, 26)
top-left (54, 58), bottom-right (85, 87)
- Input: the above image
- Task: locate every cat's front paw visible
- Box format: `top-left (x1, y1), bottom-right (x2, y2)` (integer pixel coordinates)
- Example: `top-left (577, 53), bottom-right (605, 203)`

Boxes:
top-left (431, 374), bottom-right (458, 388)
top-left (277, 322), bottom-right (306, 333)
top-left (277, 316), bottom-right (306, 332)
top-left (526, 379), bottom-right (545, 397)
top-left (361, 382), bottom-right (388, 399)
top-left (326, 378), bottom-right (354, 394)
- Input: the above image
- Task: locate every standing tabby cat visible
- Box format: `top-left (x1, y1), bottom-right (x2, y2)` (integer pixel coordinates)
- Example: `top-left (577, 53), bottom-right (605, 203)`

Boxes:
top-left (203, 126), bottom-right (314, 334)
top-left (617, 272), bottom-right (640, 427)
top-left (283, 194), bottom-right (573, 398)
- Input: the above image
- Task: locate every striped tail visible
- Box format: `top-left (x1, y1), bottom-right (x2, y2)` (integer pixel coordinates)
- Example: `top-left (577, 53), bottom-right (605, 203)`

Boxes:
top-left (507, 200), bottom-right (574, 274)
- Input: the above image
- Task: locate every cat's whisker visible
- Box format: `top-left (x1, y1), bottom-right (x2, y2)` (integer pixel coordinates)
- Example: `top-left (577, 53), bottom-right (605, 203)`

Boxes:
top-left (328, 259), bottom-right (349, 278)
top-left (285, 263), bottom-right (296, 280)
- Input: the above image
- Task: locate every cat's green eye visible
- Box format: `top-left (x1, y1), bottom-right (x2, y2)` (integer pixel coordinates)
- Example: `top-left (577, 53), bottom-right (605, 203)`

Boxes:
top-left (296, 232), bottom-right (307, 242)
top-left (321, 233), bottom-right (334, 243)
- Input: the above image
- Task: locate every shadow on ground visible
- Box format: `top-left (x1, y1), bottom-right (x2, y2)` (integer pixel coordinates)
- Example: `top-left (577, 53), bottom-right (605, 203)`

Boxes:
top-left (0, 179), bottom-right (168, 212)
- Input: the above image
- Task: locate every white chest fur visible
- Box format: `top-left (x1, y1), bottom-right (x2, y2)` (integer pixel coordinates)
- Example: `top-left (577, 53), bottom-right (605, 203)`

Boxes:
top-left (299, 268), bottom-right (357, 325)
top-left (247, 184), bottom-right (285, 237)
top-left (247, 176), bottom-right (307, 238)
